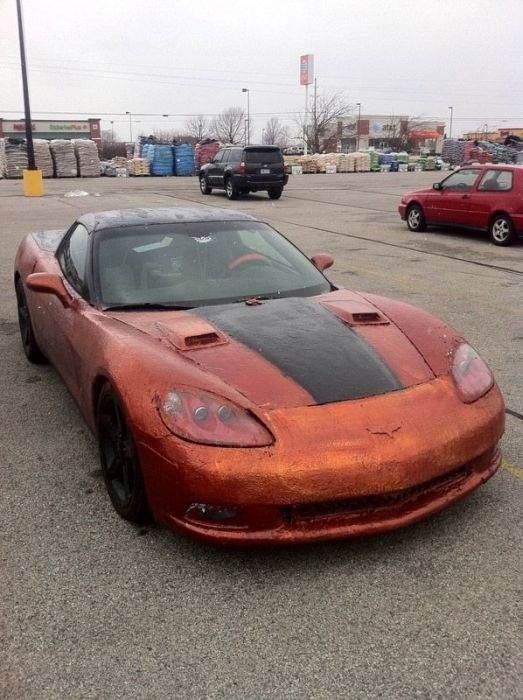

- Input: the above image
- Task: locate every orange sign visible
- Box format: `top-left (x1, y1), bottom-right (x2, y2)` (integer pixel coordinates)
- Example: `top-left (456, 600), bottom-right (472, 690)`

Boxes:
top-left (300, 54), bottom-right (314, 85)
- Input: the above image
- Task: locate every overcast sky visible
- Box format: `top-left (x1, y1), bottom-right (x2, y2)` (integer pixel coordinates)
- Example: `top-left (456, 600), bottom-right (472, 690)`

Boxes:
top-left (1, 0), bottom-right (522, 142)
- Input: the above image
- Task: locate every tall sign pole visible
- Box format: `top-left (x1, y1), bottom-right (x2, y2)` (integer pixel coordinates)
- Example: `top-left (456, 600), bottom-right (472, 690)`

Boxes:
top-left (300, 54), bottom-right (314, 155)
top-left (16, 0), bottom-right (43, 196)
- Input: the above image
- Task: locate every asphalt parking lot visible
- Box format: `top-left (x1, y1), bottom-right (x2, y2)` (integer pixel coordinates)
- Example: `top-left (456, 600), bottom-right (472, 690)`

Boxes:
top-left (1, 172), bottom-right (522, 699)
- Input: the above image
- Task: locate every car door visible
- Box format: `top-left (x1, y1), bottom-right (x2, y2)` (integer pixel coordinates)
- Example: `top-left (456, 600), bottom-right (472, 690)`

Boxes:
top-left (34, 223), bottom-right (94, 397)
top-left (467, 169), bottom-right (514, 229)
top-left (431, 169), bottom-right (481, 226)
top-left (207, 150), bottom-right (225, 185)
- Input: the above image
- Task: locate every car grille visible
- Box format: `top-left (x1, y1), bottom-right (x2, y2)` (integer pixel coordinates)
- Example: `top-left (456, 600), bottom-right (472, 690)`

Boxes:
top-left (289, 464), bottom-right (472, 521)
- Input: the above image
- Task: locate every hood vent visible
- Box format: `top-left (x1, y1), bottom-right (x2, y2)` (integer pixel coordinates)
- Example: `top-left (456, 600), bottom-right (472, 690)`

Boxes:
top-left (155, 320), bottom-right (227, 351)
top-left (320, 299), bottom-right (389, 326)
top-left (185, 332), bottom-right (221, 348)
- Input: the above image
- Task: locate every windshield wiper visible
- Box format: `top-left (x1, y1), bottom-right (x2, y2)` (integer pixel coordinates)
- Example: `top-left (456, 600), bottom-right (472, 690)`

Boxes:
top-left (104, 302), bottom-right (191, 311)
top-left (233, 294), bottom-right (281, 304)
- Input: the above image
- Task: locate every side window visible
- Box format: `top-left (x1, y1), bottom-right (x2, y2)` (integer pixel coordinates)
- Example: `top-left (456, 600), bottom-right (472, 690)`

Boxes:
top-left (59, 224), bottom-right (89, 295)
top-left (478, 170), bottom-right (513, 192)
top-left (229, 149), bottom-right (242, 162)
top-left (441, 169), bottom-right (480, 192)
top-left (222, 150), bottom-right (231, 163)
top-left (213, 150), bottom-right (224, 163)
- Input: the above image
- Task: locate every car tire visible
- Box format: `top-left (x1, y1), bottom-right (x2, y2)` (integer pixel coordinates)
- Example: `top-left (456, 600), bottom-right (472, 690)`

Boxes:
top-left (199, 175), bottom-right (212, 195)
top-left (97, 383), bottom-right (150, 524)
top-left (268, 188), bottom-right (283, 200)
top-left (406, 204), bottom-right (426, 232)
top-left (225, 178), bottom-right (238, 200)
top-left (15, 278), bottom-right (47, 364)
top-left (489, 214), bottom-right (515, 246)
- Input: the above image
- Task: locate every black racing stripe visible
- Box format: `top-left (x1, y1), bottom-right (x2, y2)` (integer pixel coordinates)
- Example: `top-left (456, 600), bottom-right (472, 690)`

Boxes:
top-left (196, 298), bottom-right (402, 404)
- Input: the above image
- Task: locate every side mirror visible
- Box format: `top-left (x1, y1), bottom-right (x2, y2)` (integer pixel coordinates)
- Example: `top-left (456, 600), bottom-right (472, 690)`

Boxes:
top-left (311, 253), bottom-right (334, 272)
top-left (26, 272), bottom-right (72, 307)
top-left (433, 182), bottom-right (442, 190)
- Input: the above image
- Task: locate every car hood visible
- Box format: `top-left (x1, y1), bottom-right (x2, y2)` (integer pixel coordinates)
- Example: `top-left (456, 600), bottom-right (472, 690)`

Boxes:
top-left (403, 187), bottom-right (434, 198)
top-left (109, 291), bottom-right (435, 409)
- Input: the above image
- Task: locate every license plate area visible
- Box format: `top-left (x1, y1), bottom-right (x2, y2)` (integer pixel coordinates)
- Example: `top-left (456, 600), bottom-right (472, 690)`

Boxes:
top-left (260, 168), bottom-right (270, 174)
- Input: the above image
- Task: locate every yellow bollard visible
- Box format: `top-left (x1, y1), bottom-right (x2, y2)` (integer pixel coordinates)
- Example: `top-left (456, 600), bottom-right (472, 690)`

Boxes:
top-left (22, 169), bottom-right (44, 197)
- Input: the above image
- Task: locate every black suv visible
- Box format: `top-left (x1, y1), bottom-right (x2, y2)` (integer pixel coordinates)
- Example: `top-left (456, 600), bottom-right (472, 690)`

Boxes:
top-left (198, 145), bottom-right (288, 200)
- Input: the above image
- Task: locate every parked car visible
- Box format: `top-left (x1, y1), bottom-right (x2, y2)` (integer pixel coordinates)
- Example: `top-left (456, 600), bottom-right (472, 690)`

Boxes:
top-left (399, 164), bottom-right (523, 245)
top-left (199, 145), bottom-right (288, 200)
top-left (15, 207), bottom-right (504, 546)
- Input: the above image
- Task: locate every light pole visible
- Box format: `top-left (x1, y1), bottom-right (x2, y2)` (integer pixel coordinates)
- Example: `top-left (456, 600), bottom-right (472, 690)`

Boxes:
top-left (356, 103), bottom-right (361, 151)
top-left (242, 88), bottom-right (250, 144)
top-left (110, 120), bottom-right (114, 141)
top-left (125, 111), bottom-right (132, 143)
top-left (448, 106), bottom-right (453, 139)
top-left (16, 0), bottom-right (43, 196)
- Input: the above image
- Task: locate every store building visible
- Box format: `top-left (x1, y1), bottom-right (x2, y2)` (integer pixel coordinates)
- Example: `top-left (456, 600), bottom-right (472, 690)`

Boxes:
top-left (333, 115), bottom-right (445, 153)
top-left (0, 118), bottom-right (101, 148)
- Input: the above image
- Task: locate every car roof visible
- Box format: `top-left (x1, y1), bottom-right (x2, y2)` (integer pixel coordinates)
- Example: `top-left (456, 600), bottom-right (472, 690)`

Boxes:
top-left (224, 144), bottom-right (280, 150)
top-left (77, 207), bottom-right (259, 232)
top-left (459, 163), bottom-right (521, 171)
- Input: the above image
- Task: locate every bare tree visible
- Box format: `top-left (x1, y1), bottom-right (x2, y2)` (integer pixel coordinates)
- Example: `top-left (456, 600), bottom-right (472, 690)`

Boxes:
top-left (263, 117), bottom-right (290, 146)
top-left (211, 107), bottom-right (246, 145)
top-left (296, 92), bottom-right (352, 153)
top-left (186, 115), bottom-right (211, 142)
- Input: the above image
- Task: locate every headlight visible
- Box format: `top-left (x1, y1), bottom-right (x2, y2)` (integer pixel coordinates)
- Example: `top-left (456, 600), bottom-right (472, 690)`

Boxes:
top-left (158, 389), bottom-right (273, 446)
top-left (451, 343), bottom-right (494, 403)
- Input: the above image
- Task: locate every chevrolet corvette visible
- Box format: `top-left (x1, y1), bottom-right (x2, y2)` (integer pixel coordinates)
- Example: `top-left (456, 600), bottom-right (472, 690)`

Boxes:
top-left (14, 207), bottom-right (505, 545)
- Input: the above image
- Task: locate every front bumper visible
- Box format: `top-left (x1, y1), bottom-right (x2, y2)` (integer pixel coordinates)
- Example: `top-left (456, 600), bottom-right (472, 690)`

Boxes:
top-left (398, 203), bottom-right (407, 220)
top-left (137, 377), bottom-right (505, 546)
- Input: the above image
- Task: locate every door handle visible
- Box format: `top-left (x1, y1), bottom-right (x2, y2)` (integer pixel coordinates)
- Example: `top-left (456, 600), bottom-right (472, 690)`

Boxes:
top-left (462, 194), bottom-right (470, 199)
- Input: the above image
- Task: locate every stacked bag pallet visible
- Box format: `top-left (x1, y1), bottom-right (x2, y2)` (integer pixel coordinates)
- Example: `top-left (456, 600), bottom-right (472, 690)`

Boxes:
top-left (1, 138), bottom-right (28, 177)
top-left (354, 152), bottom-right (371, 172)
top-left (72, 139), bottom-right (101, 177)
top-left (194, 141), bottom-right (220, 169)
top-left (50, 140), bottom-right (77, 177)
top-left (128, 158), bottom-right (150, 176)
top-left (0, 139), bottom-right (5, 177)
top-left (33, 139), bottom-right (54, 177)
top-left (297, 155), bottom-right (318, 173)
top-left (173, 144), bottom-right (195, 176)
top-left (142, 144), bottom-right (173, 176)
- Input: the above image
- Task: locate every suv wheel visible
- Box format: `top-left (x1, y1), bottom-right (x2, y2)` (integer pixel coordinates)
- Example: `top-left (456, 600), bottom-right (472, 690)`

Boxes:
top-left (268, 188), bottom-right (282, 200)
top-left (199, 176), bottom-right (212, 195)
top-left (225, 178), bottom-right (238, 200)
top-left (489, 214), bottom-right (515, 246)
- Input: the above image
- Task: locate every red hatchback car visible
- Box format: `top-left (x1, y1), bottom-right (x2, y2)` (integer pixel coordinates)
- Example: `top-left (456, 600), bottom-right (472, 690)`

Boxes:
top-left (399, 164), bottom-right (523, 246)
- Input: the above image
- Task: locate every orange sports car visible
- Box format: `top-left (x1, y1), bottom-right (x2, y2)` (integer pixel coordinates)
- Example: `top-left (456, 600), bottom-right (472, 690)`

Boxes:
top-left (14, 207), bottom-right (504, 546)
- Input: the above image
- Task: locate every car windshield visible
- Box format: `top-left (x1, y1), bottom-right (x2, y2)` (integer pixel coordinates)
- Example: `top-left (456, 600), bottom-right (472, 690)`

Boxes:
top-left (95, 221), bottom-right (331, 308)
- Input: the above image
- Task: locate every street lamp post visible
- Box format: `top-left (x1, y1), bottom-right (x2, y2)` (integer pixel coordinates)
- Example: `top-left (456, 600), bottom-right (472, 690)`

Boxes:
top-left (448, 106), bottom-right (453, 139)
top-left (356, 102), bottom-right (361, 152)
top-left (16, 0), bottom-right (43, 196)
top-left (242, 88), bottom-right (250, 144)
top-left (125, 111), bottom-right (133, 143)
top-left (110, 121), bottom-right (114, 141)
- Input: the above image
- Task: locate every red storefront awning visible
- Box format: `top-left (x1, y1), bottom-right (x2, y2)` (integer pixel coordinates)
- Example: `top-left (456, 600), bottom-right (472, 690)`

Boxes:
top-left (408, 131), bottom-right (441, 139)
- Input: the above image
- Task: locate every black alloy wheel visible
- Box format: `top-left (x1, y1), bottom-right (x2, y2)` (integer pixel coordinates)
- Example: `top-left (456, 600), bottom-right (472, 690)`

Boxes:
top-left (225, 178), bottom-right (239, 200)
top-left (489, 214), bottom-right (515, 246)
top-left (15, 278), bottom-right (47, 363)
top-left (406, 204), bottom-right (427, 232)
top-left (199, 175), bottom-right (212, 195)
top-left (268, 188), bottom-right (283, 200)
top-left (97, 384), bottom-right (150, 523)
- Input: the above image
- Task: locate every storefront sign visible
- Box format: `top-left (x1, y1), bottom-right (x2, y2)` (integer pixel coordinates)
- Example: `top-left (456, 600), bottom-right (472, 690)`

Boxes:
top-left (300, 54), bottom-right (314, 85)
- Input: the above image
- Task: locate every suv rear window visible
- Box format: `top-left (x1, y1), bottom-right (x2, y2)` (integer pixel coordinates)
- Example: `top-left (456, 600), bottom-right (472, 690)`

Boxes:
top-left (244, 149), bottom-right (282, 164)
